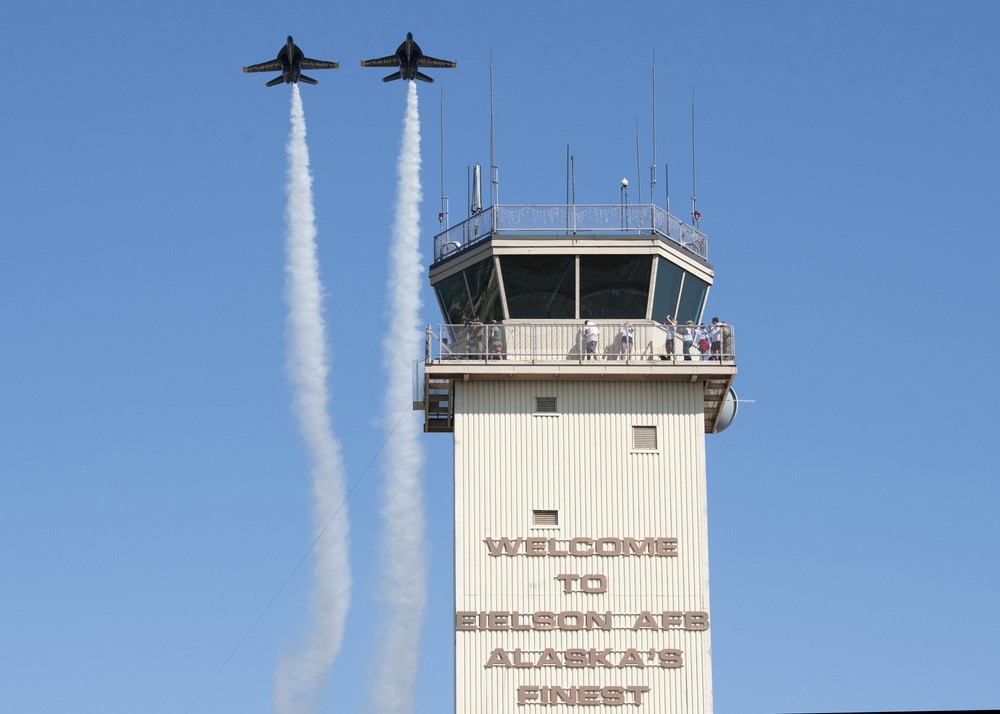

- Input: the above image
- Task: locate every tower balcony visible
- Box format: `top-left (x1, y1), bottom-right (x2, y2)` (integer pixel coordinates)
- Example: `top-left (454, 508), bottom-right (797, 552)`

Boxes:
top-left (416, 321), bottom-right (737, 434)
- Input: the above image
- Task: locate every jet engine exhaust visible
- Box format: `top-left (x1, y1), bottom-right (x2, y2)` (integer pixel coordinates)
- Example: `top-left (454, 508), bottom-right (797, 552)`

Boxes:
top-left (274, 84), bottom-right (352, 714)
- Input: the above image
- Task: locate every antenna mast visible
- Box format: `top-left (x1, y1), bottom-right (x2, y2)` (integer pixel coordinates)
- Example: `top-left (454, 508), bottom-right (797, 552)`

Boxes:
top-left (691, 88), bottom-right (699, 227)
top-left (635, 120), bottom-right (642, 207)
top-left (440, 89), bottom-right (449, 230)
top-left (489, 57), bottom-right (499, 208)
top-left (565, 146), bottom-right (571, 233)
top-left (650, 57), bottom-right (657, 208)
top-left (571, 153), bottom-right (576, 205)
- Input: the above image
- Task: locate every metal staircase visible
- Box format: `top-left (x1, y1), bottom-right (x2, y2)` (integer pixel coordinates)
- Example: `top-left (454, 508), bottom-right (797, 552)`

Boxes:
top-left (424, 378), bottom-right (454, 433)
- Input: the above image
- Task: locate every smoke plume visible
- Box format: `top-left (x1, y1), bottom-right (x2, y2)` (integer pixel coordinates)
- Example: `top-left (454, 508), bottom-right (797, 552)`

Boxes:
top-left (274, 85), bottom-right (352, 714)
top-left (371, 80), bottom-right (428, 714)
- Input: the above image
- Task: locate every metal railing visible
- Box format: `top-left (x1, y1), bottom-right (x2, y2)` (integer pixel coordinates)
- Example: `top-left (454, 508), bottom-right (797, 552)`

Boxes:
top-left (424, 322), bottom-right (735, 364)
top-left (433, 204), bottom-right (708, 263)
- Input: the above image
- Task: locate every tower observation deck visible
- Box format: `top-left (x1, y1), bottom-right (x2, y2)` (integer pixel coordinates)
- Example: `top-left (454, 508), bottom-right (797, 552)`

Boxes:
top-left (416, 200), bottom-right (737, 713)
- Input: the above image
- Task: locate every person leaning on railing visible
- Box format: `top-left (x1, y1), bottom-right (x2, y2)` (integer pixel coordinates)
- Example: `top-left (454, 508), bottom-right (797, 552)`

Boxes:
top-left (488, 320), bottom-right (506, 360)
top-left (584, 320), bottom-right (599, 360)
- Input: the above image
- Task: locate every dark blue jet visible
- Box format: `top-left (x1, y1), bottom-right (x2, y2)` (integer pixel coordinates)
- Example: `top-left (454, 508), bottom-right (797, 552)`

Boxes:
top-left (361, 32), bottom-right (455, 83)
top-left (243, 36), bottom-right (339, 86)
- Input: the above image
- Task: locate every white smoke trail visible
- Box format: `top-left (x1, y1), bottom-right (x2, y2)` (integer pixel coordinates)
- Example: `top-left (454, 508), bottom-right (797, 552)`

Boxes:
top-left (371, 80), bottom-right (428, 714)
top-left (274, 84), bottom-right (351, 714)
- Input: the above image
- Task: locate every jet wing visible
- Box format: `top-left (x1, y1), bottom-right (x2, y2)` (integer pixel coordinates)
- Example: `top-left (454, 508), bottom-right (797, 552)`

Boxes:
top-left (301, 58), bottom-right (340, 70)
top-left (419, 56), bottom-right (457, 69)
top-left (243, 59), bottom-right (283, 73)
top-left (361, 55), bottom-right (401, 68)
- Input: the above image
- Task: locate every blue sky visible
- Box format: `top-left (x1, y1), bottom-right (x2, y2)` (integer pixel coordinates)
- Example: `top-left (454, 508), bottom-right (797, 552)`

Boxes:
top-left (2, 1), bottom-right (999, 712)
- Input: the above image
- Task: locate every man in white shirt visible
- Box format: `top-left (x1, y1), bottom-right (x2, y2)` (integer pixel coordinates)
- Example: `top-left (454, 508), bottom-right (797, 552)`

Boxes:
top-left (709, 317), bottom-right (726, 361)
top-left (584, 320), bottom-right (599, 360)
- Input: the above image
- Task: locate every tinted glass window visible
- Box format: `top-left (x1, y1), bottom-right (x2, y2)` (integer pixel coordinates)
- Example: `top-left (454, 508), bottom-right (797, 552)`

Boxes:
top-left (464, 258), bottom-right (503, 323)
top-left (651, 258), bottom-right (684, 323)
top-left (434, 272), bottom-right (471, 325)
top-left (677, 273), bottom-right (709, 324)
top-left (579, 255), bottom-right (651, 319)
top-left (500, 256), bottom-right (576, 319)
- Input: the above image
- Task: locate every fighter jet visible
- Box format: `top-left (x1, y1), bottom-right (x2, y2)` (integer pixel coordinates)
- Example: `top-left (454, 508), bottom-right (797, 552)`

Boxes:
top-left (360, 32), bottom-right (455, 83)
top-left (243, 36), bottom-right (339, 87)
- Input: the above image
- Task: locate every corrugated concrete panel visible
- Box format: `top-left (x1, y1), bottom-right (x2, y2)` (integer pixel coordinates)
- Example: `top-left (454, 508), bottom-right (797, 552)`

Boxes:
top-left (454, 379), bottom-right (712, 713)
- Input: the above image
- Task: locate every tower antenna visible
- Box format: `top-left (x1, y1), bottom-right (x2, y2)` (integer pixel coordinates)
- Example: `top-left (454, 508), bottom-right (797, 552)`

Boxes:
top-left (691, 87), bottom-right (699, 227)
top-left (565, 145), bottom-right (570, 207)
top-left (635, 119), bottom-right (642, 208)
top-left (650, 56), bottom-right (657, 208)
top-left (565, 145), bottom-right (570, 232)
top-left (571, 153), bottom-right (576, 206)
top-left (440, 88), bottom-right (449, 230)
top-left (489, 55), bottom-right (499, 208)
top-left (665, 163), bottom-right (670, 217)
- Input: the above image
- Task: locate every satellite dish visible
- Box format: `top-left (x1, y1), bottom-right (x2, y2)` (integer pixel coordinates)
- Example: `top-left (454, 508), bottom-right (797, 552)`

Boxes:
top-left (441, 241), bottom-right (462, 256)
top-left (714, 387), bottom-right (739, 433)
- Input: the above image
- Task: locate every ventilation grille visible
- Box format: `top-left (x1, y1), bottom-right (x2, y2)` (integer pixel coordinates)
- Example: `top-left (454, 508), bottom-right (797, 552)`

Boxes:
top-left (632, 425), bottom-right (658, 450)
top-left (535, 396), bottom-right (558, 413)
top-left (533, 510), bottom-right (559, 526)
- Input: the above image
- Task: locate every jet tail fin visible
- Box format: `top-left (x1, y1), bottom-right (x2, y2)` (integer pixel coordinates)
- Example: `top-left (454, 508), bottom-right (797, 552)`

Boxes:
top-left (414, 71), bottom-right (435, 83)
top-left (381, 71), bottom-right (403, 82)
top-left (265, 76), bottom-right (285, 87)
top-left (298, 74), bottom-right (318, 85)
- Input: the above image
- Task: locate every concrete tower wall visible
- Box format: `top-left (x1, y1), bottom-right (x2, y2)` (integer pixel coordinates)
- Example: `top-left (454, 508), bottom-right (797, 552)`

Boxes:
top-left (453, 379), bottom-right (713, 712)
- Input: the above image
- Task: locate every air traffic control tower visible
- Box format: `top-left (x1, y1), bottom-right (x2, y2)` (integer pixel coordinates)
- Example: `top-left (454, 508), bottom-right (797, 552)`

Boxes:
top-left (416, 197), bottom-right (737, 712)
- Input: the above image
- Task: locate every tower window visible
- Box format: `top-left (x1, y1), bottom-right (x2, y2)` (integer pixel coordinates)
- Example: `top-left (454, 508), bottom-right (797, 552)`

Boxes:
top-left (533, 510), bottom-right (559, 526)
top-left (632, 425), bottom-right (658, 450)
top-left (535, 396), bottom-right (558, 413)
